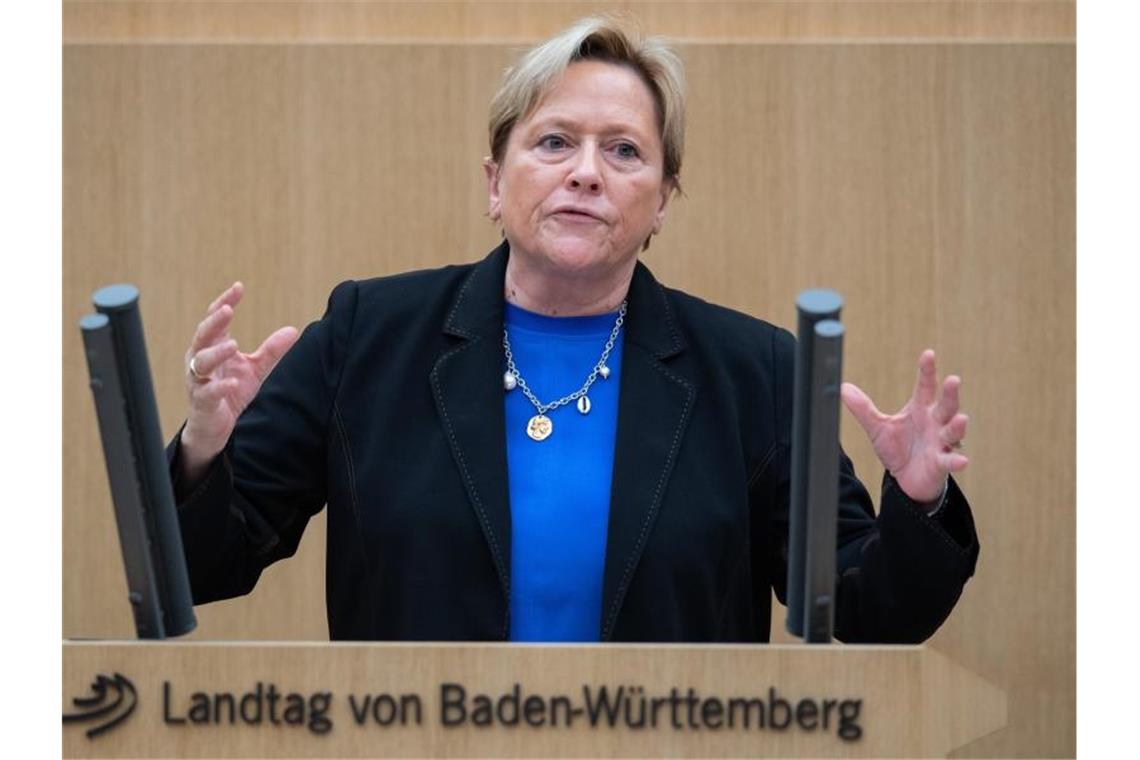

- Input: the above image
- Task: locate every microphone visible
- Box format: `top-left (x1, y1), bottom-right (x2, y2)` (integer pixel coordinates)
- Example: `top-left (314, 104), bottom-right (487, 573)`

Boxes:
top-left (81, 284), bottom-right (196, 639)
top-left (786, 289), bottom-right (844, 643)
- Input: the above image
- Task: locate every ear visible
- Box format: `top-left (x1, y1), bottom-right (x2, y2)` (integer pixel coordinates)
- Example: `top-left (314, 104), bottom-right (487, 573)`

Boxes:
top-left (651, 176), bottom-right (676, 235)
top-left (483, 157), bottom-right (502, 221)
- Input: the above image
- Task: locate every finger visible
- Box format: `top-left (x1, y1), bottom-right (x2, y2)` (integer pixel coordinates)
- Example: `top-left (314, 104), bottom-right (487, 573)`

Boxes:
top-left (933, 375), bottom-right (961, 424)
top-left (189, 377), bottom-right (240, 413)
top-left (207, 281), bottom-right (244, 315)
top-left (189, 304), bottom-right (235, 354)
top-left (249, 326), bottom-right (301, 382)
top-left (841, 382), bottom-right (887, 439)
top-left (939, 413), bottom-right (969, 448)
top-left (936, 451), bottom-right (969, 473)
top-left (912, 349), bottom-right (938, 407)
top-left (188, 339), bottom-right (239, 379)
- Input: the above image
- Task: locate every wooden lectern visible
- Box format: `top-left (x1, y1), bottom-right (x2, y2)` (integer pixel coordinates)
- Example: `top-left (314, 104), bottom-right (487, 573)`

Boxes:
top-left (63, 642), bottom-right (1005, 758)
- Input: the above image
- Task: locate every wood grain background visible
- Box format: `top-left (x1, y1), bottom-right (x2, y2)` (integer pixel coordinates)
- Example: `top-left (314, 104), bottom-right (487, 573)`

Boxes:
top-left (63, 2), bottom-right (1074, 756)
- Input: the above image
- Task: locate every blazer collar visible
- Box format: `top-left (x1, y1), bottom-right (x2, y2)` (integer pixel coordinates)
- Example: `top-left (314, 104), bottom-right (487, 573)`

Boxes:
top-left (433, 242), bottom-right (695, 641)
top-left (444, 240), bottom-right (686, 359)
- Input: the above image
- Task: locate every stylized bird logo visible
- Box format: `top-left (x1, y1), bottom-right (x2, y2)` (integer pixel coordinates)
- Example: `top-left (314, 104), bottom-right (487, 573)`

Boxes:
top-left (63, 673), bottom-right (138, 738)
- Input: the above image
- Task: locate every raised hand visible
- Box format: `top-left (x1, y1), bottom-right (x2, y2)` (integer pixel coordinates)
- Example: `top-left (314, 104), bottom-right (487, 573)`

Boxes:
top-left (179, 282), bottom-right (299, 483)
top-left (840, 350), bottom-right (969, 504)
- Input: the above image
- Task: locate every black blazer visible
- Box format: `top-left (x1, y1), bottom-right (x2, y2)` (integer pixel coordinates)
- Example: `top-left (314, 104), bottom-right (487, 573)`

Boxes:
top-left (171, 242), bottom-right (979, 642)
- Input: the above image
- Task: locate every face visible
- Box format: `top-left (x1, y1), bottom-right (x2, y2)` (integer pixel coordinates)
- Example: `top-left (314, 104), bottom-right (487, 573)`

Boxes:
top-left (485, 60), bottom-right (673, 283)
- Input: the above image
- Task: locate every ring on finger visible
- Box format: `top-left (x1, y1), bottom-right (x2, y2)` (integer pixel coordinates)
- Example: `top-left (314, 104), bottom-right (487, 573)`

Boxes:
top-left (188, 356), bottom-right (210, 383)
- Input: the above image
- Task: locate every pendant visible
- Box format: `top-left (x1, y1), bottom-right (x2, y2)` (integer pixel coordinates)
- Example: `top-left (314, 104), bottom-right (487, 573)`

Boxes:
top-left (503, 372), bottom-right (517, 391)
top-left (577, 395), bottom-right (591, 415)
top-left (599, 365), bottom-right (611, 380)
top-left (526, 414), bottom-right (553, 441)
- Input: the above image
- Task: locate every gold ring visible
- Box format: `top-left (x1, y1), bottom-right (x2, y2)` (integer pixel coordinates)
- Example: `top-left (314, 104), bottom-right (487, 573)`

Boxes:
top-left (188, 356), bottom-right (209, 383)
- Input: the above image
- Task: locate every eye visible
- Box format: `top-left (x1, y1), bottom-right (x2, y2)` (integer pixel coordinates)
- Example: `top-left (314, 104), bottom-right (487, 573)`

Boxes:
top-left (538, 134), bottom-right (568, 151)
top-left (613, 142), bottom-right (640, 160)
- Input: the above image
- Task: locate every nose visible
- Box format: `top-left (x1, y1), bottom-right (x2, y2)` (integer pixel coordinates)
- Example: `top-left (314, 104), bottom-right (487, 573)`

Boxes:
top-left (566, 144), bottom-right (603, 193)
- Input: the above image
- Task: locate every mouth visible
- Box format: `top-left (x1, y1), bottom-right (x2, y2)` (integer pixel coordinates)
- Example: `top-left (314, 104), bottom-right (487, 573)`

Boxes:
top-left (550, 206), bottom-right (605, 223)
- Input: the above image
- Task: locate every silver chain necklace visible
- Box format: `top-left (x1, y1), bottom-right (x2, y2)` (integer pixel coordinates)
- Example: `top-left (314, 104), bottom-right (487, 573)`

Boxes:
top-left (502, 301), bottom-right (627, 441)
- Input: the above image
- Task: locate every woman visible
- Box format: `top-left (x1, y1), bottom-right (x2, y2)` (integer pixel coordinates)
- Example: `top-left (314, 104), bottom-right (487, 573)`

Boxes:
top-left (172, 17), bottom-right (977, 642)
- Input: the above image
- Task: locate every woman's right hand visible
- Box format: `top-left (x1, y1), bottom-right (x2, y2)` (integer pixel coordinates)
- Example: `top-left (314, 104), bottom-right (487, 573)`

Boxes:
top-left (179, 282), bottom-right (300, 484)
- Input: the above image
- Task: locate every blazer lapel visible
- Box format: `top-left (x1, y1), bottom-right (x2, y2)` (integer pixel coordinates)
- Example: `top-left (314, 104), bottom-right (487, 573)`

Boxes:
top-left (600, 262), bottom-right (695, 641)
top-left (430, 243), bottom-right (513, 630)
top-left (431, 246), bottom-right (696, 642)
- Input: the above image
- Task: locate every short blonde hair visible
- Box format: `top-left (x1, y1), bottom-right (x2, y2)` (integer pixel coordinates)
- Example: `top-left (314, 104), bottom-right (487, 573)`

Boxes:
top-left (488, 15), bottom-right (686, 186)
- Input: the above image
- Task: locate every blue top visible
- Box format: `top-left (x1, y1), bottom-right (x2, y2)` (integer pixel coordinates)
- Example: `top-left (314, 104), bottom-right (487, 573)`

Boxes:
top-left (503, 302), bottom-right (624, 641)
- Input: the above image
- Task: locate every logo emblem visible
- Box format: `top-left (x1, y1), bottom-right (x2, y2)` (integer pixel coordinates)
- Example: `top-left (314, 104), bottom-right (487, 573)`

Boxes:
top-left (63, 672), bottom-right (137, 738)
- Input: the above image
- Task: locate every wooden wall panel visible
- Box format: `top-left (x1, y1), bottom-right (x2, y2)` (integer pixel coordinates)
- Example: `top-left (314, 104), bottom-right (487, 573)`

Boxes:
top-left (64, 1), bottom-right (1075, 42)
top-left (62, 40), bottom-right (1073, 757)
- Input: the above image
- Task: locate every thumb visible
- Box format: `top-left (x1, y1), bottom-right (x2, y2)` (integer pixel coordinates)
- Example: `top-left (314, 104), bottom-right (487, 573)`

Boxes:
top-left (840, 382), bottom-right (885, 439)
top-left (250, 325), bottom-right (301, 381)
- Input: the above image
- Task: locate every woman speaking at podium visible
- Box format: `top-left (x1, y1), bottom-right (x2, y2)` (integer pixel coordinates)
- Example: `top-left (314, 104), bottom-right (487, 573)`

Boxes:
top-left (169, 17), bottom-right (978, 643)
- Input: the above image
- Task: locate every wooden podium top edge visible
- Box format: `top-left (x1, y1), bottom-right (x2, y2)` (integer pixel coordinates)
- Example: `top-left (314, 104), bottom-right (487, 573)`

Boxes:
top-left (62, 37), bottom-right (1076, 46)
top-left (63, 640), bottom-right (924, 652)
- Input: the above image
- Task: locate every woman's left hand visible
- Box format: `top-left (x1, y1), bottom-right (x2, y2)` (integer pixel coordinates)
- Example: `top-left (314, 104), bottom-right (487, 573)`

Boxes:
top-left (840, 350), bottom-right (969, 504)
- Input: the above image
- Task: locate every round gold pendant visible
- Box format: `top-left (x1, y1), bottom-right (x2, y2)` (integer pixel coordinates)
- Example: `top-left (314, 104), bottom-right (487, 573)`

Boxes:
top-left (526, 414), bottom-right (553, 441)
